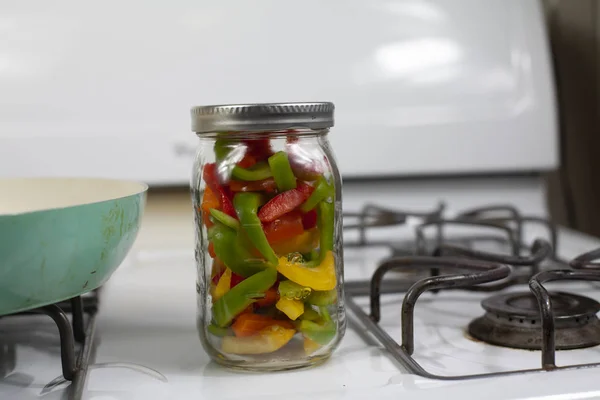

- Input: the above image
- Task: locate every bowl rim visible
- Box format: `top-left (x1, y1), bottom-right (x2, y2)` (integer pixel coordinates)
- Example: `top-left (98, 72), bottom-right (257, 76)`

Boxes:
top-left (0, 177), bottom-right (149, 216)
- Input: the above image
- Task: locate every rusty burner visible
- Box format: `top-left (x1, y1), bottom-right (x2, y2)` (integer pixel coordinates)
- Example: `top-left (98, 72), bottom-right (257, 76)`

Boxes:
top-left (469, 291), bottom-right (600, 350)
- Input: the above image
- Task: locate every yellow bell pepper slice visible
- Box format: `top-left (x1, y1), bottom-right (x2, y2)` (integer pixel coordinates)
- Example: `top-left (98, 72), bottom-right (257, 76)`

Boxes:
top-left (221, 324), bottom-right (296, 355)
top-left (276, 251), bottom-right (336, 291)
top-left (303, 336), bottom-right (321, 355)
top-left (212, 268), bottom-right (232, 301)
top-left (276, 297), bottom-right (304, 320)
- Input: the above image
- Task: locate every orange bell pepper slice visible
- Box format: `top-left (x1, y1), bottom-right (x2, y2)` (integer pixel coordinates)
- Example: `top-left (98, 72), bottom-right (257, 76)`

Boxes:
top-left (222, 324), bottom-right (296, 354)
top-left (231, 313), bottom-right (294, 337)
top-left (201, 187), bottom-right (220, 227)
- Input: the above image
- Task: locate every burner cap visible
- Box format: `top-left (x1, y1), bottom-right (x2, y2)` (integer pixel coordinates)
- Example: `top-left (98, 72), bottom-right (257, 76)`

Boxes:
top-left (468, 291), bottom-right (600, 350)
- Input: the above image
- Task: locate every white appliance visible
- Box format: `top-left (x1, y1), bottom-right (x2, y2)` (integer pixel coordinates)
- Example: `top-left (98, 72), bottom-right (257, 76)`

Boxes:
top-left (8, 1), bottom-right (600, 400)
top-left (0, 0), bottom-right (556, 183)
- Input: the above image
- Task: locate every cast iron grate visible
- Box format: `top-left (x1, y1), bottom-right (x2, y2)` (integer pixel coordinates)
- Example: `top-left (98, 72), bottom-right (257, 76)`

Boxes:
top-left (344, 203), bottom-right (600, 380)
top-left (0, 289), bottom-right (99, 389)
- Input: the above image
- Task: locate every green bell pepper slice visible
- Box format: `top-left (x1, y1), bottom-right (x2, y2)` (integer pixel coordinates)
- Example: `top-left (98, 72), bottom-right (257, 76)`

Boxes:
top-left (209, 223), bottom-right (270, 277)
top-left (306, 289), bottom-right (337, 306)
top-left (268, 151), bottom-right (296, 191)
top-left (297, 319), bottom-right (336, 346)
top-left (317, 200), bottom-right (335, 262)
top-left (232, 161), bottom-right (272, 181)
top-left (212, 268), bottom-right (278, 327)
top-left (214, 138), bottom-right (234, 162)
top-left (278, 280), bottom-right (312, 300)
top-left (301, 176), bottom-right (333, 212)
top-left (207, 324), bottom-right (231, 337)
top-left (300, 308), bottom-right (320, 321)
top-left (209, 208), bottom-right (239, 231)
top-left (234, 193), bottom-right (279, 266)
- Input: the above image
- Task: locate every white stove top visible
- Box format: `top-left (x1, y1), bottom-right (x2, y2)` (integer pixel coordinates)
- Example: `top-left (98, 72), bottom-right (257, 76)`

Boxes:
top-left (89, 225), bottom-right (600, 400)
top-left (4, 179), bottom-right (600, 400)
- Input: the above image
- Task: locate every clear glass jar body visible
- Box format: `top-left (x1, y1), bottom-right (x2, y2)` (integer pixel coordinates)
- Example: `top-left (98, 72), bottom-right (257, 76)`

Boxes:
top-left (191, 128), bottom-right (344, 371)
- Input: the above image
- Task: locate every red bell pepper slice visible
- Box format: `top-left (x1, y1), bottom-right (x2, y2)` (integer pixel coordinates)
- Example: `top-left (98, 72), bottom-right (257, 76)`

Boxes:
top-left (302, 209), bottom-right (318, 230)
top-left (230, 272), bottom-right (245, 288)
top-left (203, 163), bottom-right (237, 219)
top-left (263, 211), bottom-right (304, 244)
top-left (212, 268), bottom-right (224, 285)
top-left (237, 154), bottom-right (257, 169)
top-left (244, 138), bottom-right (273, 161)
top-left (257, 182), bottom-right (314, 223)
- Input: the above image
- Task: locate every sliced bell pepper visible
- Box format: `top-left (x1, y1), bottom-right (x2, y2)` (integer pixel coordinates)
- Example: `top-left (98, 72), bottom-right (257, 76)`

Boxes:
top-left (276, 250), bottom-right (336, 291)
top-left (203, 163), bottom-right (237, 218)
top-left (257, 182), bottom-right (314, 223)
top-left (214, 138), bottom-right (235, 162)
top-left (297, 320), bottom-right (336, 346)
top-left (301, 176), bottom-right (333, 212)
top-left (302, 209), bottom-right (318, 230)
top-left (271, 228), bottom-right (320, 256)
top-left (255, 287), bottom-right (279, 308)
top-left (231, 313), bottom-right (294, 337)
top-left (286, 143), bottom-right (324, 181)
top-left (263, 211), bottom-right (304, 244)
top-left (300, 308), bottom-right (320, 321)
top-left (211, 259), bottom-right (226, 284)
top-left (209, 208), bottom-right (239, 231)
top-left (212, 268), bottom-right (232, 301)
top-left (306, 289), bottom-right (337, 306)
top-left (208, 324), bottom-right (231, 337)
top-left (208, 241), bottom-right (216, 258)
top-left (268, 151), bottom-right (297, 191)
top-left (319, 305), bottom-right (332, 323)
top-left (276, 297), bottom-right (304, 320)
top-left (230, 272), bottom-right (244, 288)
top-left (209, 223), bottom-right (270, 277)
top-left (303, 337), bottom-right (321, 355)
top-left (245, 138), bottom-right (273, 161)
top-left (201, 187), bottom-right (220, 227)
top-left (232, 161), bottom-right (272, 182)
top-left (302, 249), bottom-right (321, 263)
top-left (230, 178), bottom-right (278, 193)
top-left (278, 280), bottom-right (312, 300)
top-left (317, 200), bottom-right (335, 262)
top-left (215, 139), bottom-right (260, 169)
top-left (234, 193), bottom-right (279, 266)
top-left (212, 268), bottom-right (278, 327)
top-left (221, 324), bottom-right (295, 355)
top-left (237, 153), bottom-right (257, 168)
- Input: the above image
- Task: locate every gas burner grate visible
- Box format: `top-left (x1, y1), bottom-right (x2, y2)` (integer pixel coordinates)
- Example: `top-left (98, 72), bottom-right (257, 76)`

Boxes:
top-left (343, 202), bottom-right (445, 247)
top-left (1, 289), bottom-right (99, 386)
top-left (343, 202), bottom-right (600, 380)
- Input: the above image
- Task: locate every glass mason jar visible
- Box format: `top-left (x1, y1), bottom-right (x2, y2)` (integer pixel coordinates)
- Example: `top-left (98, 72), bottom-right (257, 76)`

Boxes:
top-left (189, 102), bottom-right (345, 371)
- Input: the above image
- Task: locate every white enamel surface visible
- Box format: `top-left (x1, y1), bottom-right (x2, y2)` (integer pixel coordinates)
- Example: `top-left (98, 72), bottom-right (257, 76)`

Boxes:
top-left (0, 0), bottom-right (557, 184)
top-left (0, 178), bottom-right (147, 214)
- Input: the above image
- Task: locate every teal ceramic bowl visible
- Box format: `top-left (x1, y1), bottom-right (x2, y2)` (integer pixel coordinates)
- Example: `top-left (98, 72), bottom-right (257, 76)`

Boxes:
top-left (0, 177), bottom-right (147, 316)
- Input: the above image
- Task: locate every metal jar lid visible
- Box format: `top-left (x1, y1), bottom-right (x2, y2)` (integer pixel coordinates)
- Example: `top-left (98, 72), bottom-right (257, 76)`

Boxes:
top-left (190, 102), bottom-right (334, 133)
